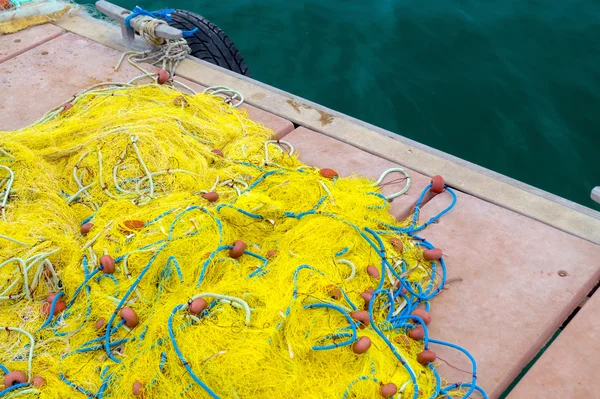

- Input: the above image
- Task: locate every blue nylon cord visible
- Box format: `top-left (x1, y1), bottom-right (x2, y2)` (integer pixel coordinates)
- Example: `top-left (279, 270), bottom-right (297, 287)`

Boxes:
top-left (303, 303), bottom-right (357, 350)
top-left (38, 291), bottom-right (64, 329)
top-left (123, 7), bottom-right (198, 37)
top-left (168, 304), bottom-right (219, 398)
top-left (429, 338), bottom-right (480, 398)
top-left (103, 244), bottom-right (167, 363)
top-left (368, 289), bottom-right (419, 399)
top-left (0, 383), bottom-right (29, 397)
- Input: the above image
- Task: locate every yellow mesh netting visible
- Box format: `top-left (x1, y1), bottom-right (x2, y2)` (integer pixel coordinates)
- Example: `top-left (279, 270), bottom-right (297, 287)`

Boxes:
top-left (0, 82), bottom-right (478, 398)
top-left (0, 3), bottom-right (71, 35)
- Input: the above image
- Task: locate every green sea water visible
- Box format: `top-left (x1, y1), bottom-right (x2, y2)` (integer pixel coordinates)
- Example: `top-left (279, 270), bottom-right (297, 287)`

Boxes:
top-left (109, 0), bottom-right (600, 210)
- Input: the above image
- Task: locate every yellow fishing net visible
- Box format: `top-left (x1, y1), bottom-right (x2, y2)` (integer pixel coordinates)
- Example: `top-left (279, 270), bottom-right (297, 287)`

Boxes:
top-left (0, 82), bottom-right (480, 398)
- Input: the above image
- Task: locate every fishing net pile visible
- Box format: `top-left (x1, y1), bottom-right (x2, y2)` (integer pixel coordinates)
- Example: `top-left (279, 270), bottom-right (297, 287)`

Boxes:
top-left (0, 82), bottom-right (485, 398)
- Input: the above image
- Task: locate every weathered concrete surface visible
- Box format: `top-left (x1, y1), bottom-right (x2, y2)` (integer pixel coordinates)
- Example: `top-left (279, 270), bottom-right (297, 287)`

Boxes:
top-left (508, 290), bottom-right (600, 399)
top-left (285, 126), bottom-right (600, 398)
top-left (0, 33), bottom-right (293, 137)
top-left (0, 24), bottom-right (64, 63)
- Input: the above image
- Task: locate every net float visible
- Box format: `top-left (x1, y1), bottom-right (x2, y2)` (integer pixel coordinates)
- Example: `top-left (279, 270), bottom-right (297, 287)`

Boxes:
top-left (156, 69), bottom-right (170, 84)
top-left (266, 250), bottom-right (278, 259)
top-left (80, 222), bottom-right (93, 235)
top-left (3, 370), bottom-right (26, 387)
top-left (352, 336), bottom-right (372, 354)
top-left (389, 237), bottom-right (403, 253)
top-left (423, 248), bottom-right (443, 261)
top-left (189, 298), bottom-right (208, 315)
top-left (229, 240), bottom-right (246, 259)
top-left (411, 309), bottom-right (432, 325)
top-left (96, 318), bottom-right (106, 330)
top-left (32, 376), bottom-right (46, 388)
top-left (381, 383), bottom-right (398, 398)
top-left (319, 168), bottom-right (339, 179)
top-left (326, 285), bottom-right (342, 301)
top-left (123, 220), bottom-right (145, 230)
top-left (360, 290), bottom-right (373, 309)
top-left (417, 350), bottom-right (437, 364)
top-left (99, 255), bottom-right (115, 274)
top-left (408, 325), bottom-right (425, 340)
top-left (133, 381), bottom-right (144, 397)
top-left (396, 175), bottom-right (447, 221)
top-left (366, 265), bottom-right (380, 279)
top-left (120, 307), bottom-right (139, 328)
top-left (430, 175), bottom-right (445, 194)
top-left (351, 310), bottom-right (370, 329)
top-left (202, 192), bottom-right (219, 202)
top-left (212, 149), bottom-right (223, 157)
top-left (42, 300), bottom-right (66, 316)
top-left (46, 293), bottom-right (58, 303)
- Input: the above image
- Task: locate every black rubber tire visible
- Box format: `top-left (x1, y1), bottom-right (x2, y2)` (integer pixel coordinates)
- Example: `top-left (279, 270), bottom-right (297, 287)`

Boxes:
top-left (164, 10), bottom-right (251, 77)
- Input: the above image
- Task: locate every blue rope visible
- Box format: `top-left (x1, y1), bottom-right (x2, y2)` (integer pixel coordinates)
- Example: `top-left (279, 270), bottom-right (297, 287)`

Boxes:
top-left (429, 338), bottom-right (481, 398)
top-left (0, 364), bottom-right (8, 374)
top-left (168, 304), bottom-right (220, 398)
top-left (368, 289), bottom-right (419, 399)
top-left (39, 291), bottom-right (64, 329)
top-left (303, 303), bottom-right (357, 350)
top-left (123, 7), bottom-right (198, 37)
top-left (335, 247), bottom-right (349, 257)
top-left (103, 244), bottom-right (167, 363)
top-left (339, 288), bottom-right (357, 311)
top-left (216, 204), bottom-right (264, 219)
top-left (59, 372), bottom-right (94, 397)
top-left (0, 383), bottom-right (29, 397)
top-left (65, 268), bottom-right (99, 310)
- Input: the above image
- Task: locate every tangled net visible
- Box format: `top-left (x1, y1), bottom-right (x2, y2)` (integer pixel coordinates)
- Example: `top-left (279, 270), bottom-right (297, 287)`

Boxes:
top-left (0, 81), bottom-right (486, 399)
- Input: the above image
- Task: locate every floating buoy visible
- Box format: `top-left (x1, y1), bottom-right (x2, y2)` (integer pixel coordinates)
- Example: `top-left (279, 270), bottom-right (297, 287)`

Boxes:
top-left (381, 383), bottom-right (398, 398)
top-left (123, 220), bottom-right (145, 231)
top-left (326, 285), bottom-right (342, 301)
top-left (351, 310), bottom-right (370, 329)
top-left (46, 293), bottom-right (58, 303)
top-left (319, 168), bottom-right (339, 179)
top-left (408, 325), bottom-right (425, 340)
top-left (99, 255), bottom-right (115, 274)
top-left (202, 192), bottom-right (219, 202)
top-left (430, 175), bottom-right (445, 194)
top-left (3, 370), bottom-right (26, 387)
top-left (417, 350), bottom-right (437, 364)
top-left (32, 376), bottom-right (46, 388)
top-left (133, 381), bottom-right (144, 397)
top-left (189, 298), bottom-right (208, 315)
top-left (266, 250), bottom-right (278, 259)
top-left (352, 336), bottom-right (371, 354)
top-left (366, 265), bottom-right (380, 279)
top-left (42, 299), bottom-right (65, 316)
top-left (411, 309), bottom-right (432, 325)
top-left (80, 222), bottom-right (94, 235)
top-left (389, 237), bottom-right (403, 253)
top-left (96, 318), bottom-right (106, 330)
top-left (212, 149), bottom-right (224, 157)
top-left (120, 307), bottom-right (139, 328)
top-left (360, 289), bottom-right (373, 309)
top-left (156, 69), bottom-right (170, 84)
top-left (423, 248), bottom-right (443, 261)
top-left (229, 240), bottom-right (246, 259)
